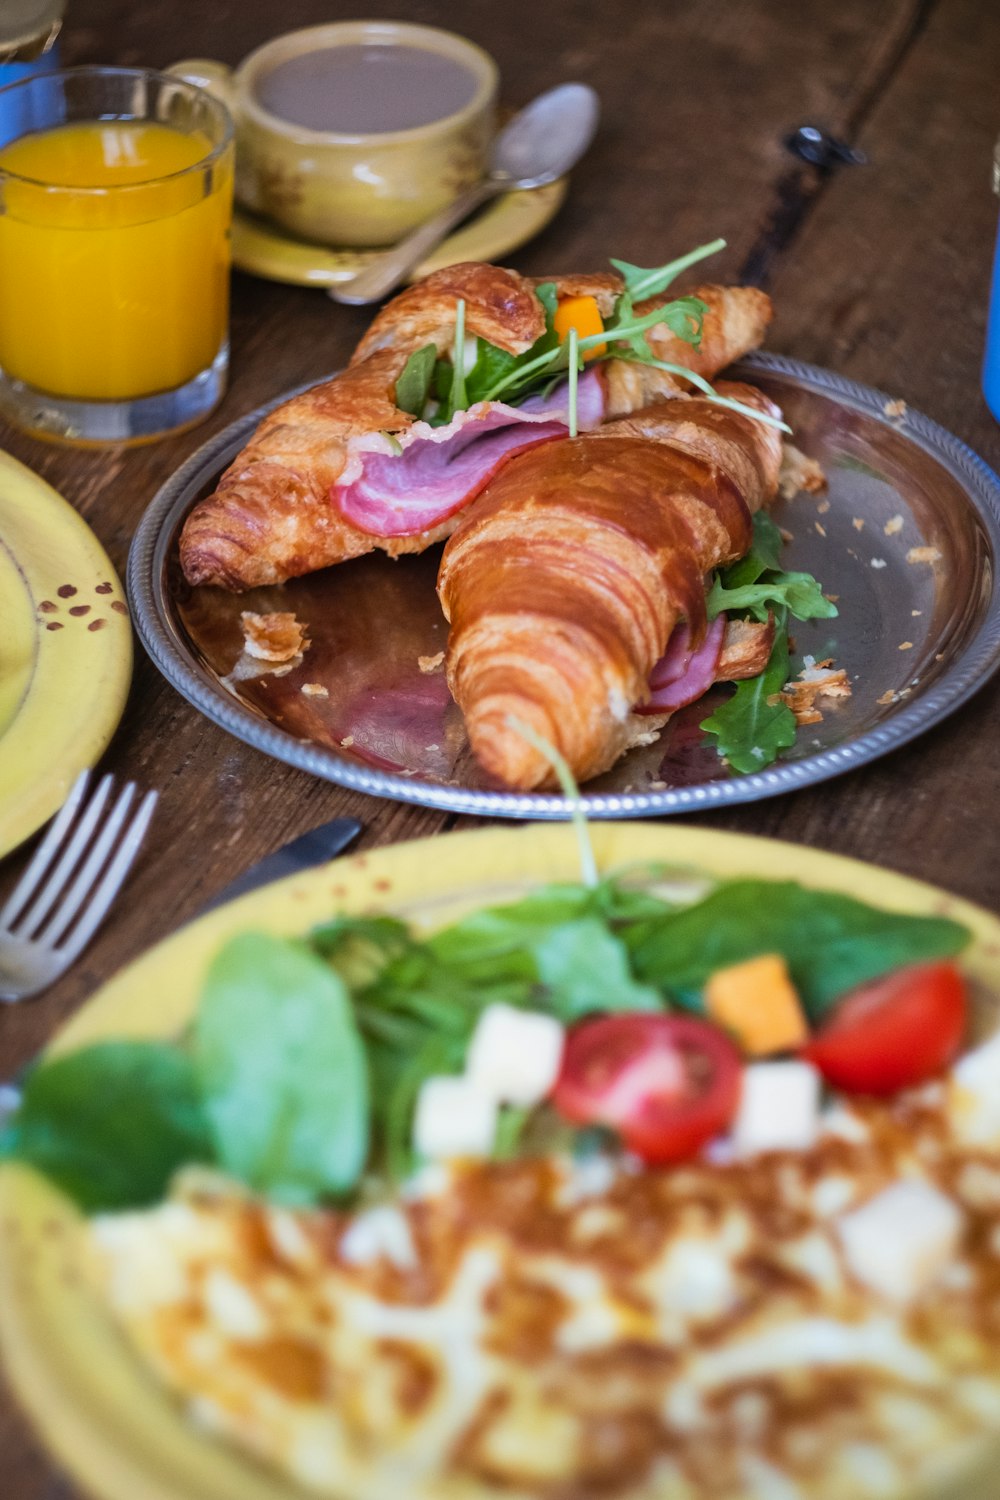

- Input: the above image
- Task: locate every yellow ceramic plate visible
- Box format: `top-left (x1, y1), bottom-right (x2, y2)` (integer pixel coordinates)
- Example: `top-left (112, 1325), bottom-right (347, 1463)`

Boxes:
top-left (0, 449), bottom-right (132, 859)
top-left (2, 823), bottom-right (1000, 1500)
top-left (232, 179), bottom-right (568, 288)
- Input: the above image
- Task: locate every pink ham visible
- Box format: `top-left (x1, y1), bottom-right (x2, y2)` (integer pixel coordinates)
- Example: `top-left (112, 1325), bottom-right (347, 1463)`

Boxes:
top-left (334, 368), bottom-right (606, 538)
top-left (637, 616), bottom-right (727, 714)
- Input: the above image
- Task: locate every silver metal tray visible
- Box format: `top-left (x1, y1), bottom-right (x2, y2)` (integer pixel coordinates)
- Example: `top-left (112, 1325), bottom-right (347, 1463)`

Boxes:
top-left (127, 353), bottom-right (1000, 819)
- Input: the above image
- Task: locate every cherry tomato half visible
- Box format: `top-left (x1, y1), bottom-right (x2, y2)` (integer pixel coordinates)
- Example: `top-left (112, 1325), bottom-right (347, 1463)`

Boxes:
top-left (801, 961), bottom-right (967, 1096)
top-left (552, 1013), bottom-right (743, 1164)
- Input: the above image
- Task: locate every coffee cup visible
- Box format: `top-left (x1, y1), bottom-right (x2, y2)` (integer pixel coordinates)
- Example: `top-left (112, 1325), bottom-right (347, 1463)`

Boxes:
top-left (170, 21), bottom-right (498, 248)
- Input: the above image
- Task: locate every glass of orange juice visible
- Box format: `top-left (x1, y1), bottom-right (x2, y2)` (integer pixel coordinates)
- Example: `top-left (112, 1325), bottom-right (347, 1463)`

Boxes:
top-left (0, 67), bottom-right (233, 444)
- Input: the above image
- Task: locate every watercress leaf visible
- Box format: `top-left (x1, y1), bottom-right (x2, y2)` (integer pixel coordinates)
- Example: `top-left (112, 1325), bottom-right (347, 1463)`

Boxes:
top-left (533, 917), bottom-right (663, 1020)
top-left (626, 880), bottom-right (971, 1021)
top-left (708, 570), bottom-right (839, 624)
top-left (0, 1041), bottom-right (212, 1212)
top-left (194, 933), bottom-right (369, 1205)
top-left (393, 343), bottom-right (437, 417)
top-left (700, 612), bottom-right (798, 773)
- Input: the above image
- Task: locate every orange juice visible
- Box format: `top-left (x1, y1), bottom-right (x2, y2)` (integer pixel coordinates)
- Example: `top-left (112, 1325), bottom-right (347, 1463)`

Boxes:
top-left (0, 121), bottom-right (232, 401)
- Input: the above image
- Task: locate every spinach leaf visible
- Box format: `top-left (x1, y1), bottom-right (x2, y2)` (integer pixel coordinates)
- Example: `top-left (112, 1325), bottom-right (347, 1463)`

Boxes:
top-left (627, 880), bottom-right (971, 1020)
top-left (0, 1042), bottom-right (212, 1212)
top-left (700, 611), bottom-right (798, 773)
top-left (533, 917), bottom-right (663, 1019)
top-left (195, 933), bottom-right (368, 1206)
top-left (393, 343), bottom-right (437, 417)
top-left (707, 569), bottom-right (839, 623)
top-left (311, 914), bottom-right (412, 988)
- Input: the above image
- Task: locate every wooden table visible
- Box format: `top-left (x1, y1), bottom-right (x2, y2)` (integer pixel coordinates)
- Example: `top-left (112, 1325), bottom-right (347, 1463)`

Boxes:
top-left (2, 0), bottom-right (999, 1492)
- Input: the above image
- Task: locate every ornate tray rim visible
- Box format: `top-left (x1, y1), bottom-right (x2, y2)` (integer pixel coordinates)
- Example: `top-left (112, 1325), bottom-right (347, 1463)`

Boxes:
top-left (127, 352), bottom-right (1000, 820)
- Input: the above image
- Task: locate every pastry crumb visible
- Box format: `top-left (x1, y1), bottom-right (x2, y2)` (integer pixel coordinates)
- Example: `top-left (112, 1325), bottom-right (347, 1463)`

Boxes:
top-left (884, 514), bottom-right (904, 536)
top-left (899, 641), bottom-right (914, 651)
top-left (418, 651), bottom-right (445, 673)
top-left (907, 545), bottom-right (942, 565)
top-left (778, 443), bottom-right (827, 500)
top-left (240, 610), bottom-right (309, 663)
top-left (870, 558), bottom-right (887, 569)
top-left (814, 521), bottom-right (827, 538)
top-left (817, 498), bottom-right (831, 515)
top-left (781, 656), bottom-right (852, 725)
top-left (301, 682), bottom-right (328, 698)
top-left (648, 779), bottom-right (667, 791)
top-left (883, 398), bottom-right (907, 419)
top-left (876, 690), bottom-right (896, 706)
top-left (912, 609), bottom-right (923, 616)
top-left (852, 517), bottom-right (865, 532)
top-left (779, 527), bottom-right (794, 543)
top-left (340, 734), bottom-right (355, 748)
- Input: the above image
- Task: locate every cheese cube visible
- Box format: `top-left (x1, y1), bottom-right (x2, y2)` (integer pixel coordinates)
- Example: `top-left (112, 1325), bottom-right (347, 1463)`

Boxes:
top-left (732, 1061), bottom-right (822, 1156)
top-left (704, 953), bottom-right (808, 1056)
top-left (949, 1030), bottom-right (1000, 1145)
top-left (465, 1003), bottom-right (565, 1106)
top-left (413, 1075), bottom-right (498, 1160)
top-left (836, 1180), bottom-right (963, 1301)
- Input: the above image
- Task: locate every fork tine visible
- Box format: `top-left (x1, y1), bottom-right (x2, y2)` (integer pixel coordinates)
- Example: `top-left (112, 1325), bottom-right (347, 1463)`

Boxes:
top-left (11, 775), bottom-right (115, 938)
top-left (0, 770), bottom-right (91, 928)
top-left (37, 782), bottom-right (137, 949)
top-left (56, 790), bottom-right (158, 964)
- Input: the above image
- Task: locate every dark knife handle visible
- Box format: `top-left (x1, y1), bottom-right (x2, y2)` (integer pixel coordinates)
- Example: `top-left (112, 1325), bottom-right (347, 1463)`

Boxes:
top-left (202, 817), bottom-right (363, 912)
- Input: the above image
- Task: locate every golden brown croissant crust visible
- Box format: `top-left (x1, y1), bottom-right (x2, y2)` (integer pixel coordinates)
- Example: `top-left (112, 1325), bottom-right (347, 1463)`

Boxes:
top-left (438, 384), bottom-right (783, 790)
top-left (179, 262), bottom-right (772, 591)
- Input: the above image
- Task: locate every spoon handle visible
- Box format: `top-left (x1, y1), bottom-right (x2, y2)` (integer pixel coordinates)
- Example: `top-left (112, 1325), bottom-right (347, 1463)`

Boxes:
top-left (329, 176), bottom-right (504, 306)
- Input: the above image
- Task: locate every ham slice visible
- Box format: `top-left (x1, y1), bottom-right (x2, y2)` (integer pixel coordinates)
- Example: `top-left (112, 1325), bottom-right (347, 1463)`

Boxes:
top-left (334, 369), bottom-right (606, 538)
top-left (637, 615), bottom-right (776, 716)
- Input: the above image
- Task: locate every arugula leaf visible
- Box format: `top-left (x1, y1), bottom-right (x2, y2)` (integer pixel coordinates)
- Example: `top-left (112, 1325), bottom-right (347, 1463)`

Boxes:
top-left (718, 511), bottom-right (785, 589)
top-left (195, 933), bottom-right (368, 1205)
top-left (609, 238), bottom-right (726, 303)
top-left (626, 881), bottom-right (971, 1021)
top-left (393, 343), bottom-right (437, 417)
top-left (700, 610), bottom-right (798, 773)
top-left (0, 1042), bottom-right (212, 1212)
top-left (708, 570), bottom-right (839, 623)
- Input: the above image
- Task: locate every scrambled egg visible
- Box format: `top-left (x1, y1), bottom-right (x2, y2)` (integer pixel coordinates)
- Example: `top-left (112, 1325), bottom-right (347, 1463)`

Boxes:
top-left (90, 1087), bottom-right (1000, 1500)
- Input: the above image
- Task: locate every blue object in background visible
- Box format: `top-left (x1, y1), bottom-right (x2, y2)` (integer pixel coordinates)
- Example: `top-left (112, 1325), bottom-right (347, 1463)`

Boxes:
top-left (985, 150), bottom-right (1000, 424)
top-left (0, 42), bottom-right (60, 149)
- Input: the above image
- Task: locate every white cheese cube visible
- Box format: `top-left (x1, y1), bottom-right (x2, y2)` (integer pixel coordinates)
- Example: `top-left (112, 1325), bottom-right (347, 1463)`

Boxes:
top-left (413, 1074), bottom-right (499, 1160)
top-left (949, 1030), bottom-right (1000, 1145)
top-left (465, 1003), bottom-right (565, 1106)
top-left (732, 1061), bottom-right (822, 1156)
top-left (836, 1180), bottom-right (963, 1302)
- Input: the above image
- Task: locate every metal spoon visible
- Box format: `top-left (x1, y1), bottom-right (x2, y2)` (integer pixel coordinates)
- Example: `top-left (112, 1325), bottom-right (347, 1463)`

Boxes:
top-left (329, 83), bottom-right (600, 306)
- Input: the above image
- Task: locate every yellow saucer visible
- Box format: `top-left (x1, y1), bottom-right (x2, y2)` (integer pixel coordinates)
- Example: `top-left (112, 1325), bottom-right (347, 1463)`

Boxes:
top-left (0, 449), bottom-right (132, 859)
top-left (1, 822), bottom-right (1000, 1500)
top-left (231, 179), bottom-right (568, 288)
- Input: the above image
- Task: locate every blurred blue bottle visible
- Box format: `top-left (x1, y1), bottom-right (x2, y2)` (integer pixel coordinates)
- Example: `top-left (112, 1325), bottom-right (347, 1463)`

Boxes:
top-left (0, 1), bottom-right (65, 147)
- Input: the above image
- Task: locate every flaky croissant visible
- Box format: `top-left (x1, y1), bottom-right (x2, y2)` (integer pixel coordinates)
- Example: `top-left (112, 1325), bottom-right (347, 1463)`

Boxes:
top-left (179, 262), bottom-right (771, 590)
top-left (437, 382), bottom-right (784, 790)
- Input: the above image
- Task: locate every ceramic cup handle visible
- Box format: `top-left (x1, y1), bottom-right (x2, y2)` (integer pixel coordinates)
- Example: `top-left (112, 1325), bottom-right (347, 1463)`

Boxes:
top-left (165, 58), bottom-right (236, 112)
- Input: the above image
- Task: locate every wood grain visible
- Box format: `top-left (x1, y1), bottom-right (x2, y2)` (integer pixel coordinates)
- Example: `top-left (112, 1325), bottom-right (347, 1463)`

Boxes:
top-left (1, 0), bottom-right (997, 1493)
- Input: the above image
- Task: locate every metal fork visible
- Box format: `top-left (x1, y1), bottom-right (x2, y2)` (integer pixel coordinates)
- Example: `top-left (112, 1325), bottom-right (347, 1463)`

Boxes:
top-left (0, 772), bottom-right (158, 1003)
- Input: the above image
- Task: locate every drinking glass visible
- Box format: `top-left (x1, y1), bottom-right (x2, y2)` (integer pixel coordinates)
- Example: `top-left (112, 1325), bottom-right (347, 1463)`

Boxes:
top-left (0, 66), bottom-right (233, 445)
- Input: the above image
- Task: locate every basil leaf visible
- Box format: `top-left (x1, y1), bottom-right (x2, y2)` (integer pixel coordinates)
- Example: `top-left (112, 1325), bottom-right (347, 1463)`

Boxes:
top-left (708, 570), bottom-right (839, 624)
top-left (0, 1042), bottom-right (212, 1212)
top-left (533, 917), bottom-right (663, 1020)
top-left (719, 511), bottom-right (785, 589)
top-left (700, 611), bottom-right (798, 773)
top-left (195, 933), bottom-right (368, 1205)
top-left (393, 343), bottom-right (437, 417)
top-left (627, 881), bottom-right (971, 1021)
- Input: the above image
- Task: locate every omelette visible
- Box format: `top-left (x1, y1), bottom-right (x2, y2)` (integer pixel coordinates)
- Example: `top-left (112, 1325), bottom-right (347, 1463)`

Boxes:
top-left (90, 1058), bottom-right (1000, 1500)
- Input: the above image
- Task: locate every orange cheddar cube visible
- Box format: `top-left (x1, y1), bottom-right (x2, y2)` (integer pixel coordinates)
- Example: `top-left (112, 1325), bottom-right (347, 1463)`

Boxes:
top-left (553, 295), bottom-right (606, 359)
top-left (704, 953), bottom-right (809, 1057)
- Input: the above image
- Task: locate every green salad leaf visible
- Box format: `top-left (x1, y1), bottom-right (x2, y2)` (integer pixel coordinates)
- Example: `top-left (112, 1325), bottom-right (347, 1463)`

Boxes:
top-left (393, 343), bottom-right (437, 417)
top-left (610, 238), bottom-right (726, 303)
top-left (0, 1041), bottom-right (212, 1212)
top-left (194, 933), bottom-right (369, 1205)
top-left (718, 511), bottom-right (785, 589)
top-left (627, 880), bottom-right (971, 1020)
top-left (708, 570), bottom-right (839, 624)
top-left (700, 609), bottom-right (799, 773)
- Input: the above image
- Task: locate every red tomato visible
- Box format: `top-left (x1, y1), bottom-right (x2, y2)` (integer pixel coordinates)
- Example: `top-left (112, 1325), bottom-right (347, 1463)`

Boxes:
top-left (552, 1014), bottom-right (743, 1164)
top-left (801, 961), bottom-right (967, 1095)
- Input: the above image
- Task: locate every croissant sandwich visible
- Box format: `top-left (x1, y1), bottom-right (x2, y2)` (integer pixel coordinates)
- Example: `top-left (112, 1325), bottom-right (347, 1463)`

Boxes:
top-left (437, 384), bottom-right (786, 790)
top-left (179, 247), bottom-right (772, 591)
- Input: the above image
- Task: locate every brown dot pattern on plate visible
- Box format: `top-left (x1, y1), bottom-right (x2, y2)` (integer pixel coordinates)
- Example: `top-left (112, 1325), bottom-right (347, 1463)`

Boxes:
top-left (68, 604), bottom-right (91, 617)
top-left (111, 600), bottom-right (128, 616)
top-left (57, 584), bottom-right (77, 598)
top-left (46, 622), bottom-right (63, 631)
top-left (95, 582), bottom-right (113, 595)
top-left (374, 878), bottom-right (392, 893)
top-left (87, 619), bottom-right (107, 632)
top-left (38, 600), bottom-right (57, 613)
